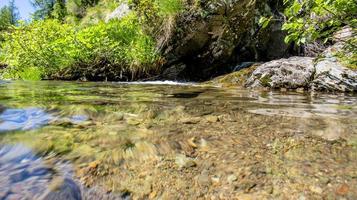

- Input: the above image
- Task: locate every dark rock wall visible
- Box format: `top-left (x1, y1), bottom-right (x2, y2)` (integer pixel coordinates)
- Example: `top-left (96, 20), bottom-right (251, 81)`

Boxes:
top-left (160, 0), bottom-right (292, 81)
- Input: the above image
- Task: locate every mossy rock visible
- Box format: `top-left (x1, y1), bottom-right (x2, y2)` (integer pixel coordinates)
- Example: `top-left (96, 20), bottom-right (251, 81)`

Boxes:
top-left (202, 65), bottom-right (258, 88)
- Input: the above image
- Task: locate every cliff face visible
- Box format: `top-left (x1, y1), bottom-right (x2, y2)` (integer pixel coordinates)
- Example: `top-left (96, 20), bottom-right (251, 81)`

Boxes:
top-left (157, 0), bottom-right (292, 81)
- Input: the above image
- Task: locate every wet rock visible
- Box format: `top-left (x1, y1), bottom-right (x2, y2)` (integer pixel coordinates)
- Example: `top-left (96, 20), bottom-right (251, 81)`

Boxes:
top-left (41, 178), bottom-right (82, 200)
top-left (245, 57), bottom-right (315, 89)
top-left (244, 51), bottom-right (357, 92)
top-left (159, 0), bottom-right (274, 80)
top-left (311, 59), bottom-right (357, 92)
top-left (161, 63), bottom-right (186, 80)
top-left (204, 66), bottom-right (258, 88)
top-left (0, 145), bottom-right (83, 200)
top-left (175, 154), bottom-right (197, 169)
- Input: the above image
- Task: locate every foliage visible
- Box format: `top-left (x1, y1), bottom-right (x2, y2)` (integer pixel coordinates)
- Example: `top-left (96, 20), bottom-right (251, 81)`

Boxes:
top-left (79, 0), bottom-right (119, 26)
top-left (31, 0), bottom-right (56, 19)
top-left (131, 0), bottom-right (184, 24)
top-left (282, 0), bottom-right (357, 45)
top-left (130, 0), bottom-right (184, 50)
top-left (156, 0), bottom-right (184, 16)
top-left (52, 0), bottom-right (67, 21)
top-left (0, 15), bottom-right (159, 80)
top-left (0, 0), bottom-right (19, 31)
top-left (66, 0), bottom-right (101, 21)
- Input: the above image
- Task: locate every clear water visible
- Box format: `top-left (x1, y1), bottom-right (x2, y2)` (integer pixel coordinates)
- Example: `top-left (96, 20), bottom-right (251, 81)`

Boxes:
top-left (0, 81), bottom-right (356, 199)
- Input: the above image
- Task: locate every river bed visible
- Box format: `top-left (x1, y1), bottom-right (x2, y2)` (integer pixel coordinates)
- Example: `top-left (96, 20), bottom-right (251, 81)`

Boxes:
top-left (0, 81), bottom-right (356, 199)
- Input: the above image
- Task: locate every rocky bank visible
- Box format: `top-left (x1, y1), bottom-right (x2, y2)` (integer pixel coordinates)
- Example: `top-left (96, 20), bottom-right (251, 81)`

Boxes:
top-left (133, 0), bottom-right (356, 92)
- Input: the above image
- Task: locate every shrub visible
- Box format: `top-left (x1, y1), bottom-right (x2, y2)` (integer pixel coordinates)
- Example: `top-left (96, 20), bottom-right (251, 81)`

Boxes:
top-left (281, 0), bottom-right (356, 69)
top-left (0, 20), bottom-right (76, 80)
top-left (0, 14), bottom-right (159, 80)
top-left (282, 0), bottom-right (357, 45)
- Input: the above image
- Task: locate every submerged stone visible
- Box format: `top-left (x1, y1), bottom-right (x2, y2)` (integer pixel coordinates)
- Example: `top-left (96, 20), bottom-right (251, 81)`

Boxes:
top-left (0, 145), bottom-right (81, 199)
top-left (175, 154), bottom-right (197, 169)
top-left (41, 178), bottom-right (82, 200)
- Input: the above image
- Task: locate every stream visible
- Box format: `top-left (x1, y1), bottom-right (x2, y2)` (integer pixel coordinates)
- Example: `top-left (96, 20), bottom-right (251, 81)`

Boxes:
top-left (0, 81), bottom-right (356, 199)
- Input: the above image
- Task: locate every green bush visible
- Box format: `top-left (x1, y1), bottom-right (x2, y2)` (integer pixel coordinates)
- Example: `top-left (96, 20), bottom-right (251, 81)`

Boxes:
top-left (281, 0), bottom-right (356, 69)
top-left (156, 0), bottom-right (183, 16)
top-left (0, 14), bottom-right (159, 80)
top-left (282, 0), bottom-right (357, 45)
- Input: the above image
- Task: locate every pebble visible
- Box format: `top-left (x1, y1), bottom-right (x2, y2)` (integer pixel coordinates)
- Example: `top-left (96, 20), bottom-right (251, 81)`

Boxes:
top-left (187, 137), bottom-right (198, 148)
top-left (205, 115), bottom-right (219, 123)
top-left (175, 154), bottom-right (197, 169)
top-left (310, 185), bottom-right (323, 194)
top-left (336, 184), bottom-right (349, 196)
top-left (227, 174), bottom-right (237, 183)
top-left (211, 176), bottom-right (220, 184)
top-left (199, 139), bottom-right (209, 151)
top-left (197, 170), bottom-right (210, 186)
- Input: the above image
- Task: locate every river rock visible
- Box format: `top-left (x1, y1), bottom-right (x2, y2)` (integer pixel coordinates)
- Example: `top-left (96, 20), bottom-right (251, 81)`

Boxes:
top-left (175, 154), bottom-right (197, 169)
top-left (245, 57), bottom-right (315, 89)
top-left (0, 145), bottom-right (82, 200)
top-left (161, 63), bottom-right (186, 80)
top-left (41, 178), bottom-right (82, 200)
top-left (311, 59), bottom-right (357, 92)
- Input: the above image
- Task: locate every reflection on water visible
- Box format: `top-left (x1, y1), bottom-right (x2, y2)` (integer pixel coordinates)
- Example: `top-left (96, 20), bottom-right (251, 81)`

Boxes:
top-left (0, 108), bottom-right (53, 132)
top-left (0, 81), bottom-right (356, 199)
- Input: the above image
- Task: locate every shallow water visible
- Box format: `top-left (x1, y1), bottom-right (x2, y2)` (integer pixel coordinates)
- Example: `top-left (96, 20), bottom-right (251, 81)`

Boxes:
top-left (0, 81), bottom-right (356, 199)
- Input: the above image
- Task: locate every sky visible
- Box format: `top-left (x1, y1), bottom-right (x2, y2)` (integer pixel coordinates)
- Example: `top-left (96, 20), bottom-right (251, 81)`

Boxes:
top-left (0, 0), bottom-right (34, 20)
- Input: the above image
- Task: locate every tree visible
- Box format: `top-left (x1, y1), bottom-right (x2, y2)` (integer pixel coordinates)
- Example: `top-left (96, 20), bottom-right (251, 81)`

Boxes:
top-left (0, 0), bottom-right (19, 31)
top-left (52, 0), bottom-right (67, 21)
top-left (66, 0), bottom-right (100, 19)
top-left (31, 0), bottom-right (55, 19)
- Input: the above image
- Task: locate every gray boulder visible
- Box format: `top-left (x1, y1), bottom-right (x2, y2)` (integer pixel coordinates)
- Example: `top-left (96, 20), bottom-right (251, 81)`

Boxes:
top-left (245, 54), bottom-right (357, 92)
top-left (310, 37), bottom-right (356, 92)
top-left (245, 57), bottom-right (315, 89)
top-left (312, 59), bottom-right (357, 92)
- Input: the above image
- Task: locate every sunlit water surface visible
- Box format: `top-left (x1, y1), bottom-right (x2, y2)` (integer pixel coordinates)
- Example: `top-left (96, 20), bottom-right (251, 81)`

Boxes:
top-left (0, 81), bottom-right (356, 199)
